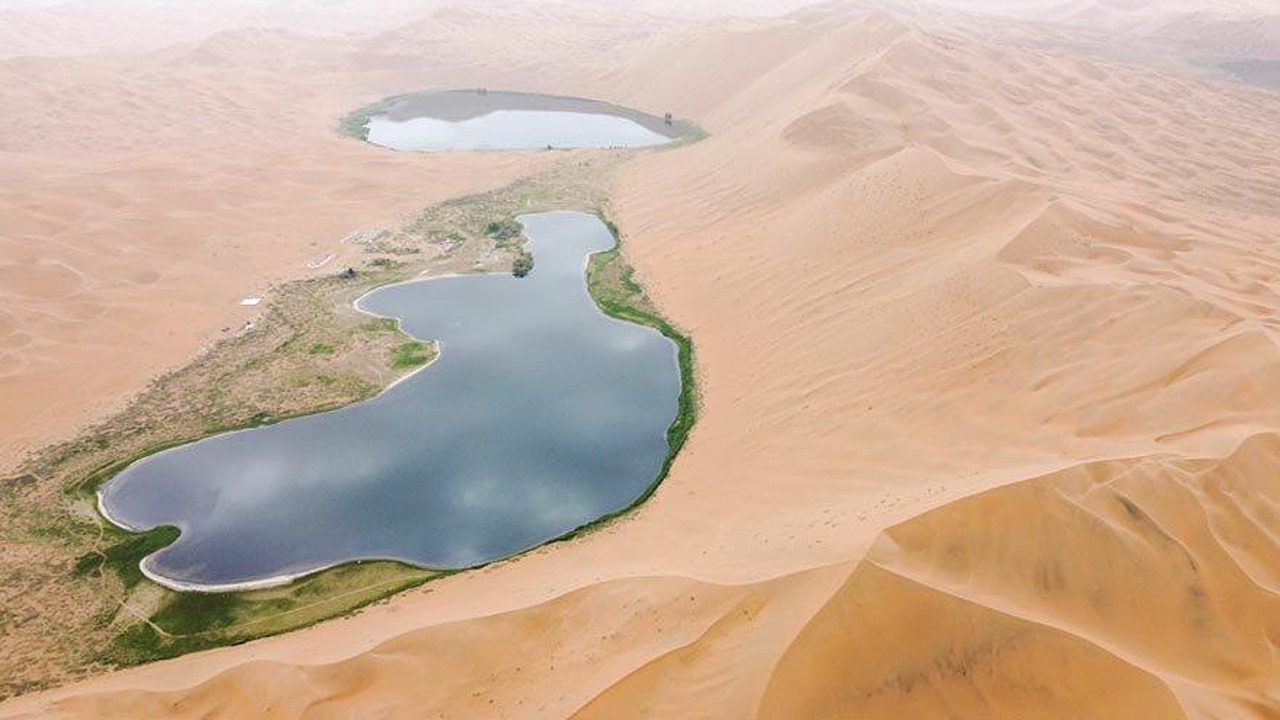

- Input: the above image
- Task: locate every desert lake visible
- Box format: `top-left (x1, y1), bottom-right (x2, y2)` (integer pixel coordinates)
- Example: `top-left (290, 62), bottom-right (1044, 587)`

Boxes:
top-left (357, 89), bottom-right (682, 151)
top-left (98, 211), bottom-right (682, 590)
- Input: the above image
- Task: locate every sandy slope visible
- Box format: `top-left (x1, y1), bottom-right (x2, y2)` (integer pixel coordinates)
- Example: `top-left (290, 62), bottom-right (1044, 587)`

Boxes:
top-left (4, 1), bottom-right (1280, 718)
top-left (0, 1), bottom-right (693, 469)
top-left (0, 98), bottom-right (544, 468)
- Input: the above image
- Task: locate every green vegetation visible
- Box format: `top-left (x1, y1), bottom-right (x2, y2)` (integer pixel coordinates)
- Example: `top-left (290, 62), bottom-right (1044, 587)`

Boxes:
top-left (336, 94), bottom-right (408, 141)
top-left (104, 562), bottom-right (437, 666)
top-left (363, 316), bottom-right (399, 333)
top-left (568, 210), bottom-right (697, 533)
top-left (74, 525), bottom-right (180, 590)
top-left (390, 341), bottom-right (434, 370)
top-left (484, 218), bottom-right (524, 243)
top-left (513, 248), bottom-right (535, 277)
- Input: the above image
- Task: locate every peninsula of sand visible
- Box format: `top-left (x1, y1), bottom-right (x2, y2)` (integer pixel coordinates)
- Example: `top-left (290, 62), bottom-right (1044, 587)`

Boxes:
top-left (3, 0), bottom-right (1280, 718)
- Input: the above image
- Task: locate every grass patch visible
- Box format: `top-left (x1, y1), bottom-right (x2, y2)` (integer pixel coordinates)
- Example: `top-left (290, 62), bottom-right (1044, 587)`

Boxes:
top-left (103, 561), bottom-right (437, 666)
top-left (362, 316), bottom-right (400, 333)
top-left (390, 341), bottom-right (433, 370)
top-left (484, 218), bottom-right (524, 243)
top-left (73, 525), bottom-right (180, 590)
top-left (573, 210), bottom-right (697, 526)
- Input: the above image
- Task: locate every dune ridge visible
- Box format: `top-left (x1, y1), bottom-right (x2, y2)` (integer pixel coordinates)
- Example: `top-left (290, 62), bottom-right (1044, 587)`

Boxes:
top-left (3, 1), bottom-right (1280, 717)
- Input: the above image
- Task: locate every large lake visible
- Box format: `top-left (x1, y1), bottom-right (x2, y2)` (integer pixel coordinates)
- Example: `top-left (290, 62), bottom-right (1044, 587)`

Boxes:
top-left (99, 212), bottom-right (681, 591)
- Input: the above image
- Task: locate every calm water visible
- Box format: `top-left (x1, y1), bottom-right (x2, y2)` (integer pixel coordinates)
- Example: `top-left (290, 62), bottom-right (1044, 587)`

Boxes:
top-left (365, 110), bottom-right (674, 152)
top-left (100, 212), bottom-right (681, 590)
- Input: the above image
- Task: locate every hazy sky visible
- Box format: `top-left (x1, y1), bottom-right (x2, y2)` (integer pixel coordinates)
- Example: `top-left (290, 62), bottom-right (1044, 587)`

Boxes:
top-left (0, 0), bottom-right (1264, 15)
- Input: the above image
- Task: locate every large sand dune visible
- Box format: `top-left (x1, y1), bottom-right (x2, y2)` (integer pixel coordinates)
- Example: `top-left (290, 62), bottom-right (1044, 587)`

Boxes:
top-left (3, 1), bottom-right (1280, 717)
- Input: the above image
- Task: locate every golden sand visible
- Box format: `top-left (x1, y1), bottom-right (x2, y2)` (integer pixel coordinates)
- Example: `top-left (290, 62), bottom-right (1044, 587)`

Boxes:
top-left (3, 1), bottom-right (1280, 717)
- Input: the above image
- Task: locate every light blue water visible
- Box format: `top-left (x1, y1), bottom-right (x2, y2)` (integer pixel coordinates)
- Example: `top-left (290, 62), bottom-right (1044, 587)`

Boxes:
top-left (99, 212), bottom-right (681, 590)
top-left (365, 110), bottom-right (674, 152)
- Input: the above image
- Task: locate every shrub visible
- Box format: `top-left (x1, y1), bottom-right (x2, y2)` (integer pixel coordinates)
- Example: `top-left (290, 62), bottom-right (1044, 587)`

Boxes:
top-left (513, 249), bottom-right (534, 278)
top-left (484, 219), bottom-right (523, 243)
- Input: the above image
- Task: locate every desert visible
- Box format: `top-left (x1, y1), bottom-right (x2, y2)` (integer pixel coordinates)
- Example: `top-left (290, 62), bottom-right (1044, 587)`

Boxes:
top-left (2, 0), bottom-right (1280, 718)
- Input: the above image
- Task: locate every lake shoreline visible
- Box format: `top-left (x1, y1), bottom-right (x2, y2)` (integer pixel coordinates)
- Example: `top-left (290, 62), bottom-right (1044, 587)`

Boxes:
top-left (341, 89), bottom-right (700, 145)
top-left (0, 158), bottom-right (701, 688)
top-left (95, 210), bottom-right (695, 594)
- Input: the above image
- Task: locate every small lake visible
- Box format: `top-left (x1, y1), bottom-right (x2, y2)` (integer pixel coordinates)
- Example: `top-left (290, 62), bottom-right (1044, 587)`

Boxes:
top-left (357, 89), bottom-right (682, 152)
top-left (99, 212), bottom-right (681, 591)
top-left (367, 110), bottom-right (673, 152)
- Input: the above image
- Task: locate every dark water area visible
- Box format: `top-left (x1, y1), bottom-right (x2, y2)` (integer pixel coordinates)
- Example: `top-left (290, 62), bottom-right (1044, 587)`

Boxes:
top-left (100, 212), bottom-right (681, 590)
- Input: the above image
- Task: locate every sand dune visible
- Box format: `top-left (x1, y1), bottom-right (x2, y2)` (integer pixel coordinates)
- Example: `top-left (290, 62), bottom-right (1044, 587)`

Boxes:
top-left (760, 435), bottom-right (1280, 718)
top-left (1151, 12), bottom-right (1280, 60)
top-left (1027, 0), bottom-right (1280, 85)
top-left (0, 0), bottom-right (466, 58)
top-left (0, 2), bottom-right (678, 468)
top-left (3, 0), bottom-right (1280, 717)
